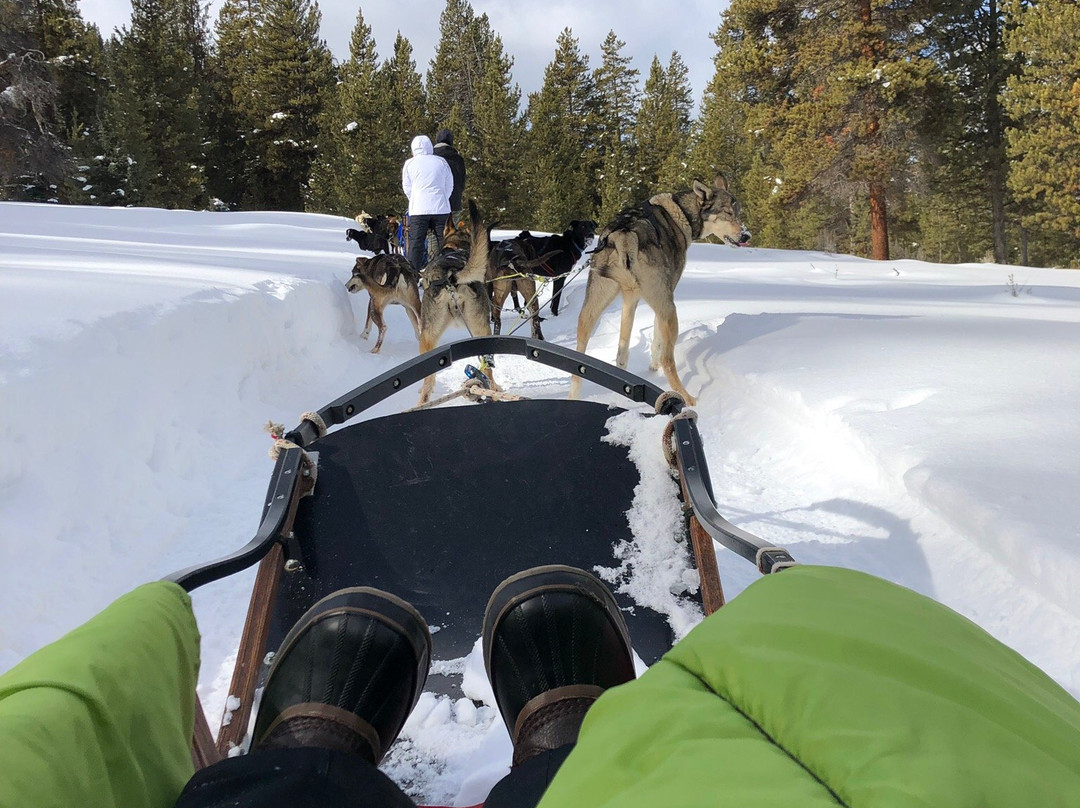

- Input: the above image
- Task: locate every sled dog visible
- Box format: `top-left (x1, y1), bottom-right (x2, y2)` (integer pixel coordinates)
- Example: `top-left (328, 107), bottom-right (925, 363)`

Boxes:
top-left (503, 220), bottom-right (597, 317)
top-left (484, 239), bottom-right (565, 340)
top-left (345, 253), bottom-right (421, 353)
top-left (570, 174), bottom-right (750, 405)
top-left (353, 212), bottom-right (403, 255)
top-left (346, 227), bottom-right (391, 255)
top-left (417, 200), bottom-right (493, 405)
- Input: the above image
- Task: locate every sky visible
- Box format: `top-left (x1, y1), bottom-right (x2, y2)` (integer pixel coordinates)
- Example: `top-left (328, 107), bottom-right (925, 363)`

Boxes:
top-left (76, 0), bottom-right (727, 107)
top-left (3, 200), bottom-right (1079, 803)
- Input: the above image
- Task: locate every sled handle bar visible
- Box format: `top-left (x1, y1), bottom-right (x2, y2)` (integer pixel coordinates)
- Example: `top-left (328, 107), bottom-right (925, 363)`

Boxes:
top-left (285, 336), bottom-right (669, 446)
top-left (166, 446), bottom-right (307, 590)
top-left (165, 337), bottom-right (794, 591)
top-left (284, 336), bottom-right (793, 572)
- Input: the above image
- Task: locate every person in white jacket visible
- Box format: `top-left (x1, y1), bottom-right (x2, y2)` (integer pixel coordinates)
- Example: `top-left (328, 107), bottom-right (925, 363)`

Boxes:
top-left (402, 135), bottom-right (454, 271)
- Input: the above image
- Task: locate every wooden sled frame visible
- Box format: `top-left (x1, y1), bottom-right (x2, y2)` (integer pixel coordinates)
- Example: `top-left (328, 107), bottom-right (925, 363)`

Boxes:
top-left (166, 336), bottom-right (797, 765)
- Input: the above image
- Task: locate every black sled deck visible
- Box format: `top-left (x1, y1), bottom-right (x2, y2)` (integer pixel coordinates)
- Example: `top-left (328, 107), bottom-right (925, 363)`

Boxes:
top-left (274, 398), bottom-right (675, 665)
top-left (166, 336), bottom-right (796, 763)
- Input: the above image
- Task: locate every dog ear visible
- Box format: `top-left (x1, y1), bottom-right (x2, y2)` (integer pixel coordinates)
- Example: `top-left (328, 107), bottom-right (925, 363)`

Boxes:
top-left (713, 173), bottom-right (729, 191)
top-left (693, 179), bottom-right (714, 203)
top-left (468, 200), bottom-right (483, 234)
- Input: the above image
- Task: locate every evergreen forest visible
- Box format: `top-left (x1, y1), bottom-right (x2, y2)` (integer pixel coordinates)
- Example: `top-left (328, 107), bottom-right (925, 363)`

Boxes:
top-left (2, 0), bottom-right (1077, 266)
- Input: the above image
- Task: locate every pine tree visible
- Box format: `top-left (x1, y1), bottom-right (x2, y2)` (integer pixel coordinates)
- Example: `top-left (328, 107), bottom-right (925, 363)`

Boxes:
top-left (921, 0), bottom-right (1015, 262)
top-left (690, 46), bottom-right (751, 196)
top-left (1002, 0), bottom-right (1080, 266)
top-left (378, 33), bottom-right (431, 214)
top-left (526, 28), bottom-right (598, 230)
top-left (468, 35), bottom-right (527, 225)
top-left (637, 52), bottom-right (697, 201)
top-left (0, 0), bottom-right (67, 200)
top-left (691, 28), bottom-right (767, 239)
top-left (426, 0), bottom-right (493, 136)
top-left (592, 30), bottom-right (639, 223)
top-left (656, 53), bottom-right (694, 190)
top-left (104, 0), bottom-right (209, 208)
top-left (27, 0), bottom-right (108, 203)
top-left (715, 0), bottom-right (941, 259)
top-left (308, 7), bottom-right (383, 214)
top-left (206, 0), bottom-right (261, 208)
top-left (246, 0), bottom-right (333, 211)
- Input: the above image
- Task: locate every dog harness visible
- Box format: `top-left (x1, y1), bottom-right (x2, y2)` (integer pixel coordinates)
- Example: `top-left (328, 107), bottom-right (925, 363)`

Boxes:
top-left (421, 249), bottom-right (469, 295)
top-left (647, 194), bottom-right (695, 249)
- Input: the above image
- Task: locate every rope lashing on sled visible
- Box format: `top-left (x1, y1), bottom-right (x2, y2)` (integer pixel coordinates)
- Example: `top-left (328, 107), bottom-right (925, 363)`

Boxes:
top-left (264, 418), bottom-right (321, 489)
top-left (654, 390), bottom-right (687, 415)
top-left (264, 421), bottom-right (295, 459)
top-left (661, 405), bottom-right (698, 472)
top-left (265, 412), bottom-right (327, 459)
top-left (408, 377), bottom-right (526, 412)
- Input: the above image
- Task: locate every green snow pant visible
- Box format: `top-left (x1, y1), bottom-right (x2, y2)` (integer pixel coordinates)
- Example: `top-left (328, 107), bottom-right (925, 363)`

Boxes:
top-left (539, 565), bottom-right (1080, 807)
top-left (3, 567), bottom-right (1080, 808)
top-left (0, 582), bottom-right (200, 808)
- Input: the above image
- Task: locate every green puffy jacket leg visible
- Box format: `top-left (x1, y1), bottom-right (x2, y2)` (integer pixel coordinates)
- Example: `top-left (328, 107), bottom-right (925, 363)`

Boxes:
top-left (540, 565), bottom-right (1080, 808)
top-left (0, 581), bottom-right (201, 808)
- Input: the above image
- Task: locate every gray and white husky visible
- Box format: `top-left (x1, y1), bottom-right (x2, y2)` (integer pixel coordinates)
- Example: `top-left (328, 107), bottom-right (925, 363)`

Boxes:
top-left (571, 174), bottom-right (750, 405)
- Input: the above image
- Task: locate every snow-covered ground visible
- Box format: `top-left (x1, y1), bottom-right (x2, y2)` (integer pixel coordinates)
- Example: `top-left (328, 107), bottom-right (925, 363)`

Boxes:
top-left (2, 202), bottom-right (1079, 804)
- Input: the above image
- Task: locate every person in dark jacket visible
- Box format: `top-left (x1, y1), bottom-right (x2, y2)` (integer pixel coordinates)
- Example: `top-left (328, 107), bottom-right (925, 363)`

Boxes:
top-left (432, 129), bottom-right (466, 221)
top-left (427, 129), bottom-right (467, 261)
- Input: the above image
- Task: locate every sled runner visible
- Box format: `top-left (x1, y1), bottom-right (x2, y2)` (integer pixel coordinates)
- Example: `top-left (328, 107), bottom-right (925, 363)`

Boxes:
top-left (165, 336), bottom-right (797, 765)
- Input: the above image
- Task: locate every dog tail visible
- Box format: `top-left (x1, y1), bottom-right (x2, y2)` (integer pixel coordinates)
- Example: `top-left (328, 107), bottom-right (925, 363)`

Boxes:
top-left (457, 199), bottom-right (490, 286)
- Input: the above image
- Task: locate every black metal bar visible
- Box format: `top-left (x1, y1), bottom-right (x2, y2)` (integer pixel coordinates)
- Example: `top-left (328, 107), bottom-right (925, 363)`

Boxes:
top-left (166, 337), bottom-right (793, 590)
top-left (672, 417), bottom-right (796, 573)
top-left (165, 448), bottom-right (305, 591)
top-left (285, 336), bottom-right (667, 446)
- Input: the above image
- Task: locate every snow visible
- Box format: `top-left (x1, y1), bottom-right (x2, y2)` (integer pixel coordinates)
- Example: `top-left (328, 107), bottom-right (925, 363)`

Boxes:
top-left (2, 201), bottom-right (1079, 804)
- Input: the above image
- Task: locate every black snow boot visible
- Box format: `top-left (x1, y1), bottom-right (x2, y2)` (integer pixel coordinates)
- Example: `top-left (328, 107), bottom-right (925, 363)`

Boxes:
top-left (251, 586), bottom-right (431, 765)
top-left (482, 565), bottom-right (636, 766)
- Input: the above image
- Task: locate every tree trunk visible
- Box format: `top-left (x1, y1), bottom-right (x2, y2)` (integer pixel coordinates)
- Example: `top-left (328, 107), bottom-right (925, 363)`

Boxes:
top-left (860, 0), bottom-right (888, 260)
top-left (985, 0), bottom-right (1009, 262)
top-left (991, 164), bottom-right (1008, 262)
top-left (870, 179), bottom-right (889, 260)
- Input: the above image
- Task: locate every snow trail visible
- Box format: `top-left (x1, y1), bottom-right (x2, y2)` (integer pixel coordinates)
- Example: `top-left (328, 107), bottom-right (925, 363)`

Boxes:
top-left (4, 202), bottom-right (1080, 802)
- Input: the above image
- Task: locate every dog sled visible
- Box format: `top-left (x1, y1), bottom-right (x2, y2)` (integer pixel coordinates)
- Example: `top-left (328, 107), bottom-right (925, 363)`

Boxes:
top-left (166, 335), bottom-right (797, 770)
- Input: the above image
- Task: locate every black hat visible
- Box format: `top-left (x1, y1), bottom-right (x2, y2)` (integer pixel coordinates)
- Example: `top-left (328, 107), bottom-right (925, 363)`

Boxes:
top-left (435, 128), bottom-right (453, 146)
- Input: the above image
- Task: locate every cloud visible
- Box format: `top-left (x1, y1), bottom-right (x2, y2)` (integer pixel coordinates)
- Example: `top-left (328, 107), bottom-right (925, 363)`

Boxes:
top-left (79, 0), bottom-right (727, 106)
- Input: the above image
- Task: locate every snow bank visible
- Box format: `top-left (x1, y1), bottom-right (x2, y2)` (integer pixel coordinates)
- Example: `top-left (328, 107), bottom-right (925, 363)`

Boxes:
top-left (4, 201), bottom-right (1080, 803)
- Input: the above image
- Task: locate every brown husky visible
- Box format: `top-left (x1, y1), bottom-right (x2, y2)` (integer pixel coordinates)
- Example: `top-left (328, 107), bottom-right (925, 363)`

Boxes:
top-left (345, 253), bottom-right (421, 353)
top-left (416, 200), bottom-right (494, 406)
top-left (570, 174), bottom-right (750, 405)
